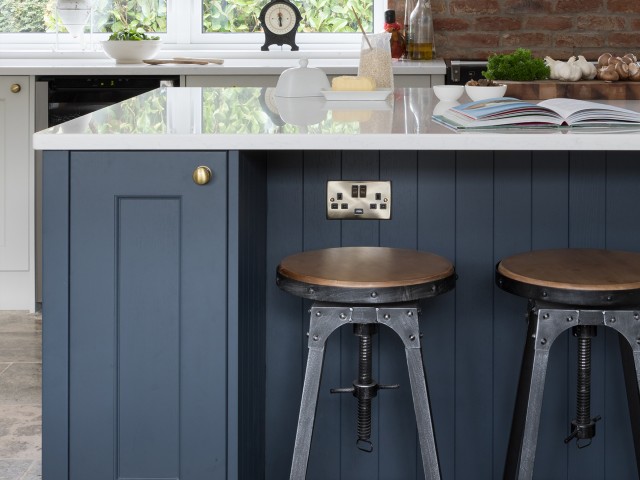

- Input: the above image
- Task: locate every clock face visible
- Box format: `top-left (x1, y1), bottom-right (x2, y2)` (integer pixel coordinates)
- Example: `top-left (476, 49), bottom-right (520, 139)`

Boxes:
top-left (263, 3), bottom-right (298, 35)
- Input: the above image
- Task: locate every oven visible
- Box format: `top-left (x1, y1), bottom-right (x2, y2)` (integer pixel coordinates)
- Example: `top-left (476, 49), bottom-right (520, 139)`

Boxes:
top-left (445, 60), bottom-right (488, 85)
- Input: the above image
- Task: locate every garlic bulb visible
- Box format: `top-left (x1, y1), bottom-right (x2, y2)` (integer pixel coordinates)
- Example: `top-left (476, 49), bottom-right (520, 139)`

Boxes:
top-left (550, 57), bottom-right (583, 81)
top-left (576, 55), bottom-right (597, 80)
top-left (545, 56), bottom-right (560, 79)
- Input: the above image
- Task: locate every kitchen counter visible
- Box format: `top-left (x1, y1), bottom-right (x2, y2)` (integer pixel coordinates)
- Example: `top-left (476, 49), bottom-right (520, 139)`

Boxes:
top-left (33, 86), bottom-right (640, 151)
top-left (0, 57), bottom-right (445, 76)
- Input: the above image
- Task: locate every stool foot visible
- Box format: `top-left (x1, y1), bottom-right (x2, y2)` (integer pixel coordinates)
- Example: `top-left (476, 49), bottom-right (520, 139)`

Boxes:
top-left (379, 307), bottom-right (441, 480)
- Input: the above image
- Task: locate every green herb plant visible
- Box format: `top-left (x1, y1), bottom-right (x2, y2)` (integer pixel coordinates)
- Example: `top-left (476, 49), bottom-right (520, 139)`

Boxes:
top-left (108, 29), bottom-right (159, 40)
top-left (482, 48), bottom-right (550, 82)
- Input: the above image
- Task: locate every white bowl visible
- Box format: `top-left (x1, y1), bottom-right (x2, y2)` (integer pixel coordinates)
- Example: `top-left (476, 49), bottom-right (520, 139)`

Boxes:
top-left (433, 85), bottom-right (464, 102)
top-left (100, 40), bottom-right (162, 64)
top-left (465, 84), bottom-right (508, 102)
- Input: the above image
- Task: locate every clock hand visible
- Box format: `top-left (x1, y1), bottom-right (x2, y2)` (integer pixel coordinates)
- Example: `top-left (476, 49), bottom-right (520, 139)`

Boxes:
top-left (278, 11), bottom-right (283, 27)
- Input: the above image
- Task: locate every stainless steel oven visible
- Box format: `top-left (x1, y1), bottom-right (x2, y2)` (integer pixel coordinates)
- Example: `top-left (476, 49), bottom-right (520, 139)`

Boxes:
top-left (34, 75), bottom-right (179, 302)
top-left (446, 60), bottom-right (488, 85)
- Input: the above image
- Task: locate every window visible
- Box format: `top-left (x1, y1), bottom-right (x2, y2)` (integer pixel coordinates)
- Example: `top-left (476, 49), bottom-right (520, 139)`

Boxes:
top-left (0, 0), bottom-right (379, 48)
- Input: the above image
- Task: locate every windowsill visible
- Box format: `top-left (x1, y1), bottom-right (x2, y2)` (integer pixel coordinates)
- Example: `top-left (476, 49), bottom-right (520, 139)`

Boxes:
top-left (0, 44), bottom-right (363, 60)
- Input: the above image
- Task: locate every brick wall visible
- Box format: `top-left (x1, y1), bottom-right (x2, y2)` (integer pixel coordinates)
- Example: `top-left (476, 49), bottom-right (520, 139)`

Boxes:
top-left (389, 0), bottom-right (640, 61)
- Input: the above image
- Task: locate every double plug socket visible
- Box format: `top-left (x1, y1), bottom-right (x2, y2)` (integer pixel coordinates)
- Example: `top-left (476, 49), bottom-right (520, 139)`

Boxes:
top-left (326, 181), bottom-right (391, 220)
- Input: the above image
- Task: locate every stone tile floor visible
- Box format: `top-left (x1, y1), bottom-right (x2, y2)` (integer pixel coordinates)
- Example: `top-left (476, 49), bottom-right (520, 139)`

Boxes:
top-left (0, 311), bottom-right (42, 480)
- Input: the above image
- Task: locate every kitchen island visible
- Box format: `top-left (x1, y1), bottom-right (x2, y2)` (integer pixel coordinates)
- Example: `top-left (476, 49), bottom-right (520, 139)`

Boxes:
top-left (34, 87), bottom-right (640, 480)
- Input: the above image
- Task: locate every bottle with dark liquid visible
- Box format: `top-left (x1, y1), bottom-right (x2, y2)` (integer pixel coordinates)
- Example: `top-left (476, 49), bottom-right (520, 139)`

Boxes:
top-left (384, 9), bottom-right (406, 59)
top-left (406, 0), bottom-right (434, 60)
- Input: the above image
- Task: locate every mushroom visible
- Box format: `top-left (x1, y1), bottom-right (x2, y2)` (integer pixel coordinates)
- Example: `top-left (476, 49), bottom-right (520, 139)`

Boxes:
top-left (597, 64), bottom-right (620, 82)
top-left (598, 52), bottom-right (613, 67)
top-left (628, 63), bottom-right (640, 81)
top-left (608, 55), bottom-right (622, 66)
top-left (624, 53), bottom-right (638, 63)
top-left (615, 61), bottom-right (630, 80)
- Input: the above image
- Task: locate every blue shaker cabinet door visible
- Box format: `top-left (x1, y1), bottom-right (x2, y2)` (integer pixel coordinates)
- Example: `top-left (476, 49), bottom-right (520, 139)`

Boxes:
top-left (68, 152), bottom-right (228, 480)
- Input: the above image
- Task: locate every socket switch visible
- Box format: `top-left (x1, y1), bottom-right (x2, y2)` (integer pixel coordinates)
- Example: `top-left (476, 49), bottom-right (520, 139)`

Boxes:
top-left (327, 181), bottom-right (391, 220)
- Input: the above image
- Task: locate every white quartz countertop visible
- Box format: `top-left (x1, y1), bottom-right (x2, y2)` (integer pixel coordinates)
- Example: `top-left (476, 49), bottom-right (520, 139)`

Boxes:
top-left (32, 86), bottom-right (640, 151)
top-left (0, 57), bottom-right (445, 76)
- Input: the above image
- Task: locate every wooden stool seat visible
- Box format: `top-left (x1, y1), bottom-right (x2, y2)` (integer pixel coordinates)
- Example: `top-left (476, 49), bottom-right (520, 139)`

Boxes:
top-left (277, 246), bottom-right (456, 304)
top-left (496, 248), bottom-right (640, 307)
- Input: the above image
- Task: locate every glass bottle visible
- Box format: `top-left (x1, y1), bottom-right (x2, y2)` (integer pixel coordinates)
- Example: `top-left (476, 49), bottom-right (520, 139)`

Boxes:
top-left (402, 0), bottom-right (415, 59)
top-left (384, 10), bottom-right (406, 59)
top-left (406, 0), bottom-right (434, 61)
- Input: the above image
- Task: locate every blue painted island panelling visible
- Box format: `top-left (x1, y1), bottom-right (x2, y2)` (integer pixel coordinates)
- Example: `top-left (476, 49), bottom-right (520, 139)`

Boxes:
top-left (43, 149), bottom-right (640, 479)
top-left (264, 150), bottom-right (640, 480)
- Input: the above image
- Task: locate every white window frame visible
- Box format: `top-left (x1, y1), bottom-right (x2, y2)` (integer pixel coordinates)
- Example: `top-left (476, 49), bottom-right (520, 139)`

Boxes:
top-left (0, 0), bottom-right (384, 51)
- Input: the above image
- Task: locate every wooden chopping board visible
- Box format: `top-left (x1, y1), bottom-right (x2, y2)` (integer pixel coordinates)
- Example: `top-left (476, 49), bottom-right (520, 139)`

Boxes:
top-left (502, 79), bottom-right (640, 100)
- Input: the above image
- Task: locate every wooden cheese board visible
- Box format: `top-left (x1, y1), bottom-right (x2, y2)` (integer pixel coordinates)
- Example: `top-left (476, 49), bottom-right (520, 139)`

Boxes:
top-left (502, 80), bottom-right (640, 100)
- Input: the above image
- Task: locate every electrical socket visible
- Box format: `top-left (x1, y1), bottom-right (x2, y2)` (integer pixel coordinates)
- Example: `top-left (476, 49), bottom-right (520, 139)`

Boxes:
top-left (326, 181), bottom-right (391, 220)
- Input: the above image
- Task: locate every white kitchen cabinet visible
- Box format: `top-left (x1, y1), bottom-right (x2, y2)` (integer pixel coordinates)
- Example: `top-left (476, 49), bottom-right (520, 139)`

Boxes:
top-left (0, 76), bottom-right (35, 311)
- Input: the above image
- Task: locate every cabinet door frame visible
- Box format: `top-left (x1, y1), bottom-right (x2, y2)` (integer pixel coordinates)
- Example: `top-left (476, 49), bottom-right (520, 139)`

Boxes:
top-left (42, 150), bottom-right (237, 479)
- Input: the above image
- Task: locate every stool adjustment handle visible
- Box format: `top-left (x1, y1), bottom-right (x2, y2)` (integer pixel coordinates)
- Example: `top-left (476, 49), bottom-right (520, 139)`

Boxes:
top-left (330, 323), bottom-right (399, 453)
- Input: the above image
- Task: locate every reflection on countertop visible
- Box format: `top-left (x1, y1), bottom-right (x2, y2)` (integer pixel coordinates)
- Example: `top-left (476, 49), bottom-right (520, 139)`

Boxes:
top-left (34, 86), bottom-right (640, 152)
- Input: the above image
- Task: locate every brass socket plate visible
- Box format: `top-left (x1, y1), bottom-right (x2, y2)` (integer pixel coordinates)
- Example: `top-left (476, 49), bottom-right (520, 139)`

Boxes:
top-left (326, 181), bottom-right (391, 220)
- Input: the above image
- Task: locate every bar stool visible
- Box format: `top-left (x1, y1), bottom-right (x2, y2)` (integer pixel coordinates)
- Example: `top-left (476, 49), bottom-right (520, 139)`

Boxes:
top-left (496, 248), bottom-right (640, 480)
top-left (276, 246), bottom-right (455, 480)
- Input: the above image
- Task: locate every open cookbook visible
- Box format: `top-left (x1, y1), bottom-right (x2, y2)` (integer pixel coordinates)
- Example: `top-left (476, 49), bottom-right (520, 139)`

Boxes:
top-left (432, 97), bottom-right (640, 129)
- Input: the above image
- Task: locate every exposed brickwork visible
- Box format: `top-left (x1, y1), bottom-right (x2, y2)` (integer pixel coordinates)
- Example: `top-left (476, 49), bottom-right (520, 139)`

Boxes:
top-left (524, 17), bottom-right (573, 31)
top-left (608, 0), bottom-right (640, 14)
top-left (556, 0), bottom-right (604, 14)
top-left (386, 0), bottom-right (640, 60)
top-left (576, 15), bottom-right (627, 31)
top-left (475, 16), bottom-right (522, 31)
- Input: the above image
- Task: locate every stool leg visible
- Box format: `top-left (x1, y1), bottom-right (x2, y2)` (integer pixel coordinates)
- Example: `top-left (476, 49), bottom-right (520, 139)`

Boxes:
top-left (604, 311), bottom-right (640, 478)
top-left (618, 333), bottom-right (640, 477)
top-left (504, 307), bottom-right (568, 480)
top-left (379, 306), bottom-right (441, 480)
top-left (290, 304), bottom-right (349, 480)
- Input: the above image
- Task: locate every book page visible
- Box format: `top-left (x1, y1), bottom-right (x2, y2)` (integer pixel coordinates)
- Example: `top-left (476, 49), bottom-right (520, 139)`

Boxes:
top-left (538, 98), bottom-right (640, 124)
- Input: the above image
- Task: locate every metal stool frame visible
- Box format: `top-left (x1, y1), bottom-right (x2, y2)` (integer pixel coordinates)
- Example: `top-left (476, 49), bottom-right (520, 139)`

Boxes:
top-left (289, 301), bottom-right (441, 480)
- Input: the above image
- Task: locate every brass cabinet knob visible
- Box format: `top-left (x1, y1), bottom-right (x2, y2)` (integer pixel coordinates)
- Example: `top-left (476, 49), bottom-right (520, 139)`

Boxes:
top-left (192, 166), bottom-right (212, 185)
top-left (10, 84), bottom-right (21, 94)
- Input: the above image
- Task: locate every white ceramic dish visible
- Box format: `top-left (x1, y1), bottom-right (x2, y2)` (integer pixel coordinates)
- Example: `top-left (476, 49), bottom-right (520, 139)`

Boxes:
top-left (275, 59), bottom-right (330, 98)
top-left (320, 89), bottom-right (392, 101)
top-left (433, 85), bottom-right (464, 102)
top-left (465, 84), bottom-right (508, 102)
top-left (101, 40), bottom-right (162, 64)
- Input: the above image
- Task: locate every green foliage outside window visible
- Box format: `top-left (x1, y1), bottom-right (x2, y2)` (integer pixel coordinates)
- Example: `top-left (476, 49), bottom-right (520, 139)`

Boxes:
top-left (0, 0), bottom-right (53, 32)
top-left (0, 0), bottom-right (371, 35)
top-left (202, 0), bottom-right (373, 33)
top-left (0, 0), bottom-right (166, 34)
